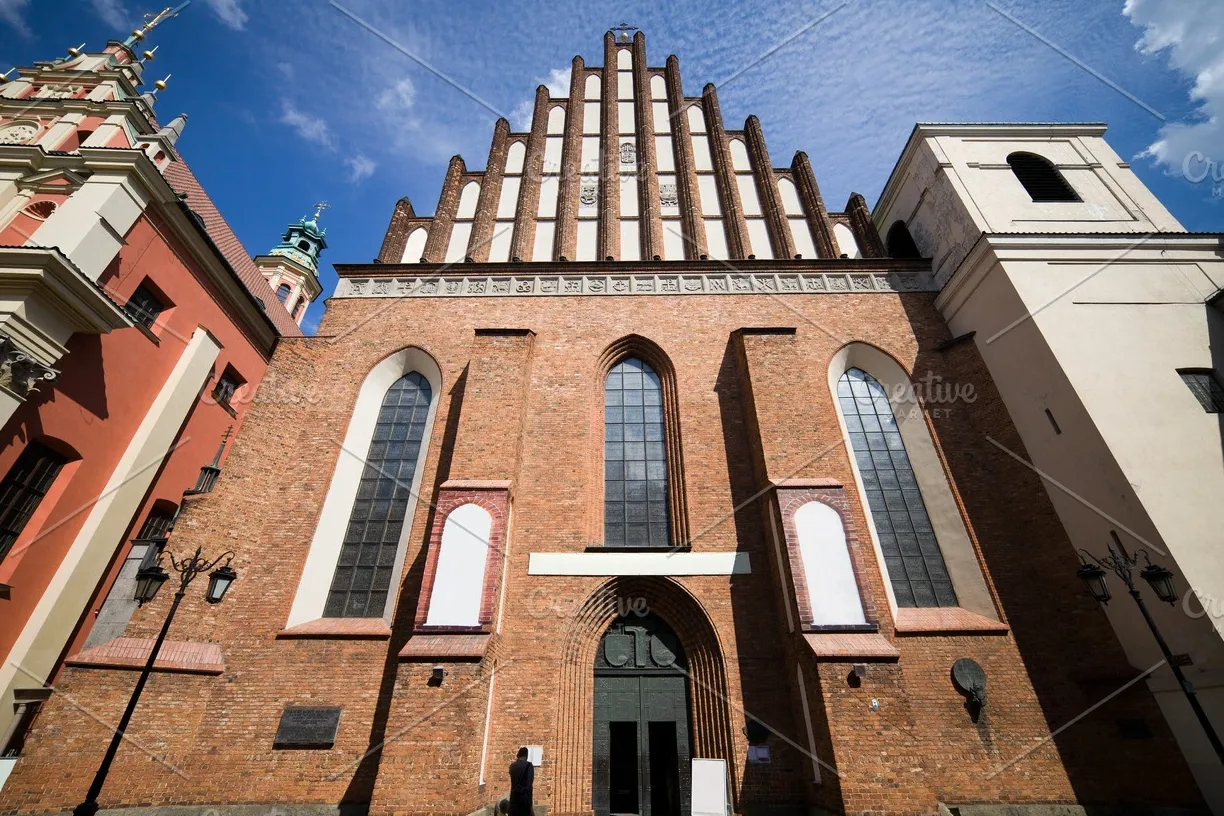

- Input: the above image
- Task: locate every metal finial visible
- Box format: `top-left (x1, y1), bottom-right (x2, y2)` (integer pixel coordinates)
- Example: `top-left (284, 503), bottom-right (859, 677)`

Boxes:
top-left (610, 22), bottom-right (637, 43)
top-left (67, 43), bottom-right (87, 57)
top-left (142, 3), bottom-right (189, 35)
top-left (141, 45), bottom-right (159, 62)
top-left (312, 201), bottom-right (331, 220)
top-left (154, 73), bottom-right (171, 91)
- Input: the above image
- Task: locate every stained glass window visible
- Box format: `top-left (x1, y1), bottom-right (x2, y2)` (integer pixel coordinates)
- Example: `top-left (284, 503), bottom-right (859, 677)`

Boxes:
top-left (604, 358), bottom-right (669, 548)
top-left (325, 372), bottom-right (431, 617)
top-left (838, 368), bottom-right (956, 607)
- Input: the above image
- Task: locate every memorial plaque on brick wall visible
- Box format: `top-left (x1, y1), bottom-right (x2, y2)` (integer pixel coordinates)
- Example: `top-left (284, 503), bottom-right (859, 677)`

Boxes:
top-left (273, 706), bottom-right (341, 748)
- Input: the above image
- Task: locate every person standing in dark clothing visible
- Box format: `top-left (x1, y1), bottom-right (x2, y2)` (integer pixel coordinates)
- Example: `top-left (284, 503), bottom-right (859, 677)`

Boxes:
top-left (508, 746), bottom-right (534, 816)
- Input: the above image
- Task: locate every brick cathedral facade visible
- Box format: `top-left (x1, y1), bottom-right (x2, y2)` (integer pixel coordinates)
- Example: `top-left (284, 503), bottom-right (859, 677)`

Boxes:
top-left (0, 29), bottom-right (1210, 816)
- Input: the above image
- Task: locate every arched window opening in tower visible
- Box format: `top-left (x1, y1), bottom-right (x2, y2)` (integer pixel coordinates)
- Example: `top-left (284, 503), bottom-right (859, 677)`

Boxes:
top-left (837, 367), bottom-right (956, 607)
top-left (276, 283), bottom-right (291, 304)
top-left (604, 358), bottom-right (670, 548)
top-left (886, 221), bottom-right (921, 259)
top-left (1006, 152), bottom-right (1080, 202)
top-left (325, 371), bottom-right (431, 617)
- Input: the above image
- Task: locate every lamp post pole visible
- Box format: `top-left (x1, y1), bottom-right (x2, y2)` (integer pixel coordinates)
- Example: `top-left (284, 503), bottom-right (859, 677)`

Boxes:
top-left (73, 547), bottom-right (236, 816)
top-left (1077, 532), bottom-right (1224, 767)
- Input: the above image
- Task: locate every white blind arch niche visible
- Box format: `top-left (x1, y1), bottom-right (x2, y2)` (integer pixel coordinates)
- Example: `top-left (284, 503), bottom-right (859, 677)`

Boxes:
top-left (793, 501), bottom-right (867, 626)
top-left (827, 342), bottom-right (997, 619)
top-left (286, 347), bottom-right (442, 626)
top-left (424, 503), bottom-right (493, 627)
top-left (400, 227), bottom-right (428, 263)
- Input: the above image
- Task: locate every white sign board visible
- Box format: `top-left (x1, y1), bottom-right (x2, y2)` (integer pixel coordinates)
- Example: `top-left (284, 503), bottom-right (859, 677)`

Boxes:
top-left (691, 758), bottom-right (729, 816)
top-left (526, 745), bottom-right (543, 767)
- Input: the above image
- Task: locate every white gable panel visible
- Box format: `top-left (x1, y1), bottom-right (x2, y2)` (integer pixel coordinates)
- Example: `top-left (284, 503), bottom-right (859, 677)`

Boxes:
top-left (653, 102), bottom-right (670, 133)
top-left (498, 176), bottom-right (521, 219)
top-left (790, 217), bottom-right (816, 258)
top-left (834, 222), bottom-right (861, 259)
top-left (584, 102), bottom-right (601, 134)
top-left (661, 219), bottom-right (686, 260)
top-left (737, 175), bottom-right (761, 216)
top-left (621, 176), bottom-right (639, 217)
top-left (655, 136), bottom-right (675, 172)
top-left (533, 220), bottom-right (555, 261)
top-left (729, 138), bottom-right (751, 171)
top-left (777, 177), bottom-right (802, 215)
top-left (505, 141), bottom-right (526, 174)
top-left (401, 227), bottom-right (428, 263)
top-left (581, 136), bottom-right (601, 172)
top-left (445, 221), bottom-right (472, 263)
top-left (547, 106), bottom-right (565, 134)
top-left (576, 220), bottom-right (598, 261)
top-left (692, 136), bottom-right (713, 172)
top-left (620, 219), bottom-right (640, 261)
top-left (544, 137), bottom-right (564, 172)
top-left (698, 175), bottom-right (721, 216)
top-left (456, 181), bottom-right (481, 219)
top-left (538, 176), bottom-right (560, 217)
top-left (489, 221), bottom-right (513, 262)
top-left (746, 218), bottom-right (773, 259)
top-left (687, 105), bottom-right (705, 133)
top-left (618, 71), bottom-right (633, 99)
top-left (619, 101), bottom-right (635, 134)
top-left (585, 75), bottom-right (601, 100)
top-left (704, 218), bottom-right (727, 259)
top-left (650, 75), bottom-right (667, 99)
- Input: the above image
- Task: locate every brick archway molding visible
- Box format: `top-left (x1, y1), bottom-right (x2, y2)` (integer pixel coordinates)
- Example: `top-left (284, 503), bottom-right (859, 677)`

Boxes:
top-left (550, 576), bottom-right (736, 814)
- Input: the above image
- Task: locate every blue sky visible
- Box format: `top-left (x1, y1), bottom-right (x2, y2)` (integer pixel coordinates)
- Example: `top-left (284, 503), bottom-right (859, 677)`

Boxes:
top-left (1, 0), bottom-right (1220, 334)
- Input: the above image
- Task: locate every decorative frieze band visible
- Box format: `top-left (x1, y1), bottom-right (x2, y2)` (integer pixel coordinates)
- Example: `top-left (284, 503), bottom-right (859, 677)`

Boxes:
top-left (333, 270), bottom-right (937, 299)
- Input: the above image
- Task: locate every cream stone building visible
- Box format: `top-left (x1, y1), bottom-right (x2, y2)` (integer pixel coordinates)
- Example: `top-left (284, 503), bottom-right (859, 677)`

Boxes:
top-left (875, 123), bottom-right (1224, 810)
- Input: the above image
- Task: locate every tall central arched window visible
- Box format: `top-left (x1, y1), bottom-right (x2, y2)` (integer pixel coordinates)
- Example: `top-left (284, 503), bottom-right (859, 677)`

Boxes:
top-left (604, 358), bottom-right (670, 548)
top-left (326, 371), bottom-right (432, 617)
top-left (838, 367), bottom-right (956, 608)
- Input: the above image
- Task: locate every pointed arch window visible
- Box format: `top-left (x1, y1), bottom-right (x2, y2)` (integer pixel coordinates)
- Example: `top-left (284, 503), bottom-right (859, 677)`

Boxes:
top-left (325, 371), bottom-right (432, 618)
top-left (1007, 152), bottom-right (1080, 203)
top-left (604, 358), bottom-right (670, 548)
top-left (837, 368), bottom-right (956, 607)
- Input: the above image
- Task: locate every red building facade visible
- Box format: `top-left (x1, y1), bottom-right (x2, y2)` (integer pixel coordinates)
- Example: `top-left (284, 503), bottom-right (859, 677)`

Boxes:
top-left (0, 14), bottom-right (321, 779)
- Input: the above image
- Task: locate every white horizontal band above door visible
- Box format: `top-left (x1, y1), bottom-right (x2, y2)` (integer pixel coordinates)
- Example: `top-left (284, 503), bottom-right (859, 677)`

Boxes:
top-left (528, 551), bottom-right (751, 576)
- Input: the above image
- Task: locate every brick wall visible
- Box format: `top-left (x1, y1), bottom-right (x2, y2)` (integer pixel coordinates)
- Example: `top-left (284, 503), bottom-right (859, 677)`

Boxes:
top-left (0, 288), bottom-right (1201, 816)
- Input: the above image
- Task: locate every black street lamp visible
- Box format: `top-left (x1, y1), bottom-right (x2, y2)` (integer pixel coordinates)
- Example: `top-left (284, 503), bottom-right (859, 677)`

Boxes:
top-left (73, 547), bottom-right (237, 816)
top-left (1076, 531), bottom-right (1224, 766)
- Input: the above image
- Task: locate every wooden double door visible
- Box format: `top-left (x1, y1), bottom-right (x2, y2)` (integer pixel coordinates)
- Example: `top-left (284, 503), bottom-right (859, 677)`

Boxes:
top-left (593, 614), bottom-right (692, 816)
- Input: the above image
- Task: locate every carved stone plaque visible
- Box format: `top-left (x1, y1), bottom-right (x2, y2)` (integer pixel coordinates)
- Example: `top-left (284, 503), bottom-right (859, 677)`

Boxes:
top-left (619, 142), bottom-right (636, 165)
top-left (579, 181), bottom-right (598, 208)
top-left (274, 706), bottom-right (341, 749)
top-left (659, 183), bottom-right (678, 207)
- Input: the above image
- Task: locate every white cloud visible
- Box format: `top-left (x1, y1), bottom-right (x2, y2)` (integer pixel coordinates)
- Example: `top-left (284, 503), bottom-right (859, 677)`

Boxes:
top-left (199, 0), bottom-right (247, 30)
top-left (345, 153), bottom-right (376, 182)
top-left (510, 67), bottom-right (570, 130)
top-left (89, 0), bottom-right (129, 30)
top-left (542, 67), bottom-right (570, 97)
top-left (377, 77), bottom-right (417, 112)
top-left (1125, 0), bottom-right (1224, 178)
top-left (0, 0), bottom-right (30, 37)
top-left (280, 101), bottom-right (336, 150)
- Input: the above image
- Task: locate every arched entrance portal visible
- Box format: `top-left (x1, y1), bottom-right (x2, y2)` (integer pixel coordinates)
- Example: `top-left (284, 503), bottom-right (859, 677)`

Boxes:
top-left (593, 613), bottom-right (691, 816)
